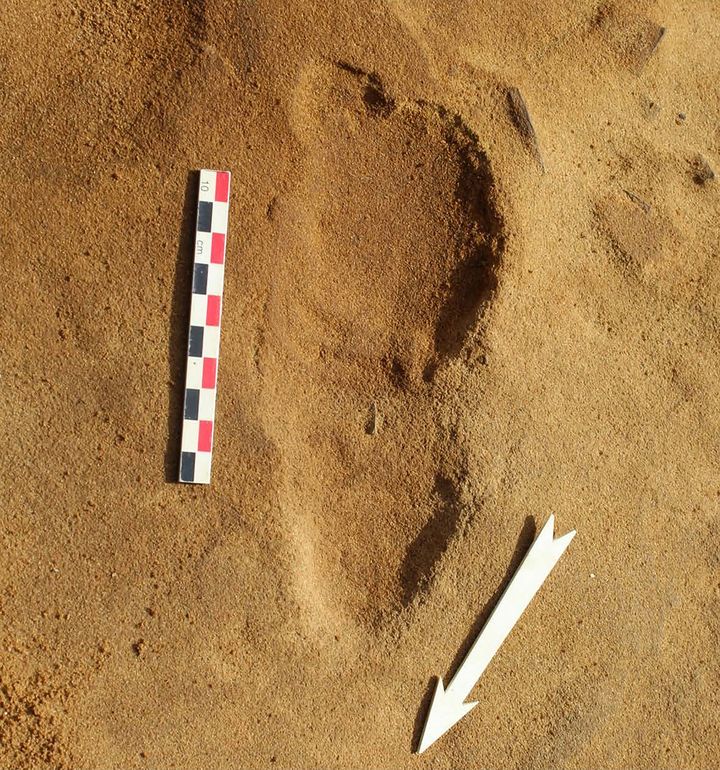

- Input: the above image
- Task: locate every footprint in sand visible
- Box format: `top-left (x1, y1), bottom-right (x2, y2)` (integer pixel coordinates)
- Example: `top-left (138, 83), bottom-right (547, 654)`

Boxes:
top-left (256, 61), bottom-right (504, 630)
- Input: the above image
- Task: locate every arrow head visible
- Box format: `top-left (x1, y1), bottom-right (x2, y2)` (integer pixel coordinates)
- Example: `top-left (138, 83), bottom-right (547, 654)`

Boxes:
top-left (416, 678), bottom-right (478, 754)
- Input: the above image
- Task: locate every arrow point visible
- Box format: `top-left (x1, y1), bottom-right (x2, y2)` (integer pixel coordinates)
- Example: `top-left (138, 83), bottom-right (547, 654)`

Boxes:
top-left (416, 678), bottom-right (478, 754)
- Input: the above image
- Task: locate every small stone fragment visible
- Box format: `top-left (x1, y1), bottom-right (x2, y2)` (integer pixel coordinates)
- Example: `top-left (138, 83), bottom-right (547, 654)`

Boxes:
top-left (623, 189), bottom-right (651, 214)
top-left (507, 86), bottom-right (544, 171)
top-left (691, 154), bottom-right (715, 185)
top-left (365, 400), bottom-right (379, 435)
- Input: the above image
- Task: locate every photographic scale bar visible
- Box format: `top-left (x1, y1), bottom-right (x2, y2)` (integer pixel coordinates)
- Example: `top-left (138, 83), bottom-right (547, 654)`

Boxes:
top-left (179, 169), bottom-right (230, 484)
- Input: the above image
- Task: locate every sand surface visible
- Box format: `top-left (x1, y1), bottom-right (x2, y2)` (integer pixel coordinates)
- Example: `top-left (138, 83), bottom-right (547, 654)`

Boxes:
top-left (1, 1), bottom-right (720, 767)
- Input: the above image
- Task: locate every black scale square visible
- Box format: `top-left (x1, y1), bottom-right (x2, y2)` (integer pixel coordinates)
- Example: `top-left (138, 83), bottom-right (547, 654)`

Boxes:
top-left (193, 263), bottom-right (208, 294)
top-left (184, 388), bottom-right (200, 420)
top-left (197, 201), bottom-right (213, 232)
top-left (180, 451), bottom-right (196, 482)
top-left (188, 325), bottom-right (204, 357)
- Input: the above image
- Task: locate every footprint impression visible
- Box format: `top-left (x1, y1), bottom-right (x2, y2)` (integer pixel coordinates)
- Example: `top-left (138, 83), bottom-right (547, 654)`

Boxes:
top-left (259, 61), bottom-right (504, 629)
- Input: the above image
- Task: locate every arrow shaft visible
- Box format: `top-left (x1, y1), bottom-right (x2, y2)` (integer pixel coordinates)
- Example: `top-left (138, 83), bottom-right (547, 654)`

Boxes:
top-left (416, 516), bottom-right (575, 754)
top-left (446, 520), bottom-right (573, 702)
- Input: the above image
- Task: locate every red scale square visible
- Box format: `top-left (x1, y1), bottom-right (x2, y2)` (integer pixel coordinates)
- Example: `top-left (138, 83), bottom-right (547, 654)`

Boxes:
top-left (215, 172), bottom-right (230, 202)
top-left (198, 420), bottom-right (213, 452)
top-left (211, 232), bottom-right (225, 264)
top-left (206, 295), bottom-right (221, 326)
top-left (202, 357), bottom-right (217, 389)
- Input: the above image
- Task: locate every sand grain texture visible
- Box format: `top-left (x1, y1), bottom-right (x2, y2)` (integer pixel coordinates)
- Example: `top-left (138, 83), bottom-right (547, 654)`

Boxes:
top-left (1, 0), bottom-right (719, 768)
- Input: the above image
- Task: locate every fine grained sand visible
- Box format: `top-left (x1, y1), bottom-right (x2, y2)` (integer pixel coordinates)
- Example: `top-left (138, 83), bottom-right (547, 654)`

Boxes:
top-left (1, 1), bottom-right (719, 768)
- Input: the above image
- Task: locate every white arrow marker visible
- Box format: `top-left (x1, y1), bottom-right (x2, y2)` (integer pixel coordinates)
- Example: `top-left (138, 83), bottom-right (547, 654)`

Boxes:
top-left (417, 515), bottom-right (575, 754)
